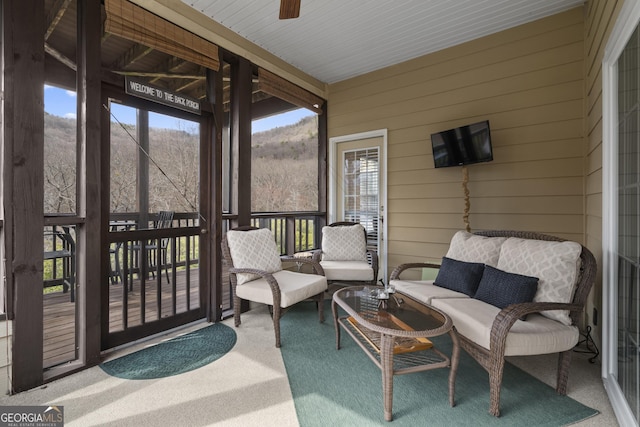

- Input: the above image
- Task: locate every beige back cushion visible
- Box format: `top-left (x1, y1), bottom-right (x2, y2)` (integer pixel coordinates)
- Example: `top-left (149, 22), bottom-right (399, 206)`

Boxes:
top-left (226, 228), bottom-right (282, 285)
top-left (445, 230), bottom-right (506, 267)
top-left (321, 224), bottom-right (367, 261)
top-left (497, 238), bottom-right (582, 325)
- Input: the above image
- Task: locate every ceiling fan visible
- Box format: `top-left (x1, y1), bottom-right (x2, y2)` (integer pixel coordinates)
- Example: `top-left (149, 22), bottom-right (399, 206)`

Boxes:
top-left (279, 0), bottom-right (301, 19)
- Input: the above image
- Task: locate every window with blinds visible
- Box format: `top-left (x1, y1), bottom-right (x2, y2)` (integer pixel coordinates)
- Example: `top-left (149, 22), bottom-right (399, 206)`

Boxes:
top-left (343, 148), bottom-right (380, 249)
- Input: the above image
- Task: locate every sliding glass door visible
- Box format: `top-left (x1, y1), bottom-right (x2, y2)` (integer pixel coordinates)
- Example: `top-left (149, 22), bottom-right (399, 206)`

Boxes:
top-left (604, 3), bottom-right (640, 425)
top-left (616, 25), bottom-right (640, 421)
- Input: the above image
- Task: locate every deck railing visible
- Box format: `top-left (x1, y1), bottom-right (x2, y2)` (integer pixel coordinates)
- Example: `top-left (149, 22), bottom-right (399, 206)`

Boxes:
top-left (43, 224), bottom-right (76, 298)
top-left (44, 211), bottom-right (324, 297)
top-left (249, 212), bottom-right (321, 255)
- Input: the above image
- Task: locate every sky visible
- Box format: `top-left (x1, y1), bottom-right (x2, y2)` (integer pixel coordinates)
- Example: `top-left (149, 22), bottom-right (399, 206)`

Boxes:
top-left (44, 85), bottom-right (314, 134)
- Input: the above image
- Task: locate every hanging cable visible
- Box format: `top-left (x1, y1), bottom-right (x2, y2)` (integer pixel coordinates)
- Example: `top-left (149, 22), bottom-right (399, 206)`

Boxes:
top-left (103, 103), bottom-right (206, 224)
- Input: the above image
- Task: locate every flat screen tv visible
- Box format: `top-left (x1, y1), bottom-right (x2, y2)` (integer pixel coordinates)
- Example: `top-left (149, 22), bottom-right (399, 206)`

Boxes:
top-left (430, 120), bottom-right (493, 168)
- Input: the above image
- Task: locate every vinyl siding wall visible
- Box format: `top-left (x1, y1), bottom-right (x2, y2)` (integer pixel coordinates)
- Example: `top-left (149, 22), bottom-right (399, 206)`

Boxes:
top-left (328, 7), bottom-right (586, 277)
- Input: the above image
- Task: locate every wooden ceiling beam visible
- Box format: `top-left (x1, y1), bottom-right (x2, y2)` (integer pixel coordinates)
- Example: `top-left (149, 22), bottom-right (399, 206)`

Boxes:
top-left (111, 70), bottom-right (204, 79)
top-left (109, 43), bottom-right (153, 71)
top-left (150, 56), bottom-right (188, 84)
top-left (45, 0), bottom-right (72, 41)
top-left (174, 78), bottom-right (203, 94)
top-left (45, 42), bottom-right (76, 71)
top-left (252, 95), bottom-right (297, 120)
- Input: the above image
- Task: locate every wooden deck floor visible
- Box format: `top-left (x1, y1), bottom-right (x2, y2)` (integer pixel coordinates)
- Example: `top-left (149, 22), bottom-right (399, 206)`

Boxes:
top-left (43, 267), bottom-right (231, 369)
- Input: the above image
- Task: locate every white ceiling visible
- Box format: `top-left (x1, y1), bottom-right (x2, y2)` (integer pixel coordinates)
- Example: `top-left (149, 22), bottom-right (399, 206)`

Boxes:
top-left (183, 0), bottom-right (585, 84)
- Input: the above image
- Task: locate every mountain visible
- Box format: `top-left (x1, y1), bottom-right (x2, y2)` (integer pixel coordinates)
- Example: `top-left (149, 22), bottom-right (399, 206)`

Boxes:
top-left (43, 112), bottom-right (318, 213)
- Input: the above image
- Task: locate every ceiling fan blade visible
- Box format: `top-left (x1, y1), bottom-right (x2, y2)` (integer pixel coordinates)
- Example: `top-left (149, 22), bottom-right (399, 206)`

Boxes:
top-left (279, 0), bottom-right (300, 19)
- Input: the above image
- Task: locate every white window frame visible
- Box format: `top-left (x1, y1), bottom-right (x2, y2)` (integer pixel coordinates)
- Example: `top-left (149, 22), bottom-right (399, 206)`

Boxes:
top-left (602, 1), bottom-right (640, 425)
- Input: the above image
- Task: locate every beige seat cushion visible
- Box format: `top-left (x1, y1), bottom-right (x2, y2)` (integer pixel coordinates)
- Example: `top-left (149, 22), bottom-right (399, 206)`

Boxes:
top-left (235, 270), bottom-right (327, 308)
top-left (320, 260), bottom-right (373, 281)
top-left (432, 298), bottom-right (579, 356)
top-left (390, 279), bottom-right (470, 305)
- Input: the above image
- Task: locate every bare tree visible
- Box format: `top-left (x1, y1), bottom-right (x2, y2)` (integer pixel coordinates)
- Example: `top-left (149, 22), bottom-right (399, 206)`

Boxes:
top-left (45, 111), bottom-right (319, 219)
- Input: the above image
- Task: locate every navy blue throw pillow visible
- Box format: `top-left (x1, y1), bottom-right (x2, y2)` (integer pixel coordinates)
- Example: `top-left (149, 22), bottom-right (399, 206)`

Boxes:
top-left (474, 265), bottom-right (538, 312)
top-left (433, 257), bottom-right (485, 297)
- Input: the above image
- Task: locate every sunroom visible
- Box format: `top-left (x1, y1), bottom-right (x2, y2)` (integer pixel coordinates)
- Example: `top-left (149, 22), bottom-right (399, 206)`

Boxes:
top-left (0, 0), bottom-right (638, 425)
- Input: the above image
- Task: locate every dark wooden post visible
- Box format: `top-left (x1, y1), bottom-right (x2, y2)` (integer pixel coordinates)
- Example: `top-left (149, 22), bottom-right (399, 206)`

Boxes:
top-left (100, 90), bottom-right (112, 349)
top-left (3, 0), bottom-right (46, 391)
top-left (204, 56), bottom-right (224, 321)
top-left (136, 110), bottom-right (150, 281)
top-left (231, 57), bottom-right (252, 313)
top-left (317, 104), bottom-right (328, 247)
top-left (137, 110), bottom-right (150, 227)
top-left (286, 217), bottom-right (296, 255)
top-left (231, 57), bottom-right (252, 227)
top-left (76, 0), bottom-right (102, 367)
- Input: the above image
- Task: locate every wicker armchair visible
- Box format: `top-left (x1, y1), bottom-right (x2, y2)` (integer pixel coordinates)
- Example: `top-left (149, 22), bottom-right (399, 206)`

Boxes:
top-left (222, 226), bottom-right (327, 348)
top-left (389, 230), bottom-right (597, 416)
top-left (311, 221), bottom-right (379, 288)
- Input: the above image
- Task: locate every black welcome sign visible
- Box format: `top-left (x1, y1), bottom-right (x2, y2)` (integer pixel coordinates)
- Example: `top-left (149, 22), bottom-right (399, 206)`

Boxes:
top-left (125, 77), bottom-right (201, 115)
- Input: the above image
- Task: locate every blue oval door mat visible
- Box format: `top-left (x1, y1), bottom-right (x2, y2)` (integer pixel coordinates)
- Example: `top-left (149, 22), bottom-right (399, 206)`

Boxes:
top-left (100, 323), bottom-right (237, 380)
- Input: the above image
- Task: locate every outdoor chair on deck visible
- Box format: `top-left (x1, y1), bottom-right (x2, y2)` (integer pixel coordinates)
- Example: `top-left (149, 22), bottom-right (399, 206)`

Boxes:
top-left (133, 210), bottom-right (174, 284)
top-left (311, 222), bottom-right (378, 290)
top-left (109, 241), bottom-right (123, 285)
top-left (222, 226), bottom-right (327, 347)
top-left (44, 226), bottom-right (76, 302)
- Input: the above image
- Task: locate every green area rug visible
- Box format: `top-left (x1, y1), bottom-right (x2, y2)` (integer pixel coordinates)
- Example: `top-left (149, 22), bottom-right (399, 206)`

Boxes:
top-left (100, 323), bottom-right (236, 380)
top-left (280, 302), bottom-right (599, 426)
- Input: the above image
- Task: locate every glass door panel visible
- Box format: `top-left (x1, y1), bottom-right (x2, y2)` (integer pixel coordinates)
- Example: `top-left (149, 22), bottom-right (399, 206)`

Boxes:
top-left (616, 23), bottom-right (640, 423)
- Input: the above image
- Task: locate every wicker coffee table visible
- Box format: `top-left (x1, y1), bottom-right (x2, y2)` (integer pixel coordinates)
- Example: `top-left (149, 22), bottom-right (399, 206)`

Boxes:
top-left (332, 286), bottom-right (460, 422)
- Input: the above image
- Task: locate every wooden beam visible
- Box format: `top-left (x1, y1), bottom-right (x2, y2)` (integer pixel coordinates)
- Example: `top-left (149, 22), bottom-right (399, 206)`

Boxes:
top-left (45, 0), bottom-right (72, 40)
top-left (252, 96), bottom-right (297, 121)
top-left (44, 54), bottom-right (76, 91)
top-left (173, 67), bottom-right (206, 92)
top-left (109, 43), bottom-right (153, 71)
top-left (45, 42), bottom-right (76, 71)
top-left (136, 111), bottom-right (150, 229)
top-left (204, 60), bottom-right (224, 321)
top-left (231, 57), bottom-right (253, 227)
top-left (111, 70), bottom-right (204, 79)
top-left (174, 79), bottom-right (202, 96)
top-left (4, 0), bottom-right (46, 391)
top-left (149, 56), bottom-right (187, 84)
top-left (76, 0), bottom-right (103, 369)
top-left (100, 85), bottom-right (118, 350)
top-left (317, 104), bottom-right (328, 240)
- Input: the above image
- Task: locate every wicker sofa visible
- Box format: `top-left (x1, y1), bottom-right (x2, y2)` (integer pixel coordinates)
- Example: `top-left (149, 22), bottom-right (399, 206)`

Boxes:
top-left (389, 230), bottom-right (597, 417)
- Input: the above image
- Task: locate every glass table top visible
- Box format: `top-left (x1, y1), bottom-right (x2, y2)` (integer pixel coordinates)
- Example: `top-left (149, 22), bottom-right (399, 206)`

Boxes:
top-left (333, 286), bottom-right (450, 335)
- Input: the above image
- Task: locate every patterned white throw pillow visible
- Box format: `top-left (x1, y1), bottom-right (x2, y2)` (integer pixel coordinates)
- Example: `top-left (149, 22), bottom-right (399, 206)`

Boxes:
top-left (321, 224), bottom-right (367, 261)
top-left (496, 237), bottom-right (582, 325)
top-left (226, 228), bottom-right (282, 285)
top-left (446, 230), bottom-right (507, 267)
